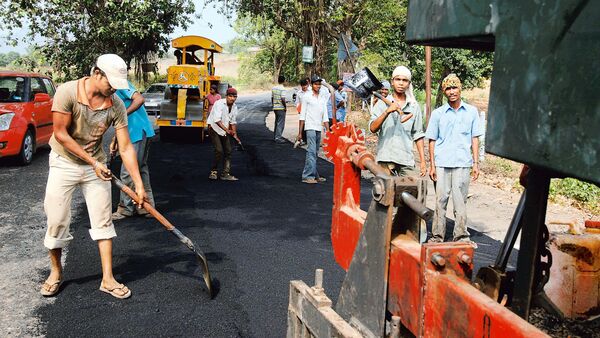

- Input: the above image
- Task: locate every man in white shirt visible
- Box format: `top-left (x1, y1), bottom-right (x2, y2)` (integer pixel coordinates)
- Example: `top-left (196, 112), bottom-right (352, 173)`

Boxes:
top-left (293, 77), bottom-right (310, 147)
top-left (207, 87), bottom-right (241, 181)
top-left (297, 75), bottom-right (330, 184)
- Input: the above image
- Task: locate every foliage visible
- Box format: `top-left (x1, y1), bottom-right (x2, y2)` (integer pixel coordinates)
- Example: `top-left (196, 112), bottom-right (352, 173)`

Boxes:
top-left (0, 0), bottom-right (195, 81)
top-left (0, 51), bottom-right (21, 67)
top-left (213, 0), bottom-right (493, 102)
top-left (550, 178), bottom-right (600, 213)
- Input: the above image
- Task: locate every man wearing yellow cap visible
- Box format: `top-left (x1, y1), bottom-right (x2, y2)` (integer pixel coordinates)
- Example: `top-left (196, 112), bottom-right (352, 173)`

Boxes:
top-left (425, 74), bottom-right (483, 244)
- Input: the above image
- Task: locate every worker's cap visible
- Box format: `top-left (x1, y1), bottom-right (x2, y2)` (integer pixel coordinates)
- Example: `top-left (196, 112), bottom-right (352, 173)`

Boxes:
top-left (336, 79), bottom-right (344, 86)
top-left (95, 54), bottom-right (129, 90)
top-left (310, 74), bottom-right (323, 83)
top-left (391, 65), bottom-right (412, 81)
top-left (226, 87), bottom-right (238, 96)
top-left (441, 73), bottom-right (462, 91)
top-left (210, 84), bottom-right (218, 90)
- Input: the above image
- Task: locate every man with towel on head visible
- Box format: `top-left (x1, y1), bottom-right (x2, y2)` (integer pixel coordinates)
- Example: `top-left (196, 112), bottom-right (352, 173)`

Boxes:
top-left (369, 65), bottom-right (426, 177)
top-left (425, 73), bottom-right (483, 245)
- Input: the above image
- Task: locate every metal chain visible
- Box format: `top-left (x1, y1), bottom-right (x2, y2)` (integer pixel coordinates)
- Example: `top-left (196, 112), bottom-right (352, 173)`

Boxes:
top-left (533, 224), bottom-right (552, 294)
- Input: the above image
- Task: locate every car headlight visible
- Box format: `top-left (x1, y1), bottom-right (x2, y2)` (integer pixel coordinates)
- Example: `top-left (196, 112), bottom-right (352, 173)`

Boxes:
top-left (0, 113), bottom-right (15, 131)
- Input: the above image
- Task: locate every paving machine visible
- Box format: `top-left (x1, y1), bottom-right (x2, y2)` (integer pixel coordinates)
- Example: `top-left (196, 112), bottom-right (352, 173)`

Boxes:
top-left (287, 1), bottom-right (599, 336)
top-left (157, 35), bottom-right (226, 141)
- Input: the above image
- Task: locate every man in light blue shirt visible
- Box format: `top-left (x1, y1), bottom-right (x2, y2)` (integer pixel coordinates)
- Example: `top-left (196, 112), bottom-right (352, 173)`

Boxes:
top-left (112, 81), bottom-right (156, 219)
top-left (369, 66), bottom-right (426, 177)
top-left (426, 74), bottom-right (483, 244)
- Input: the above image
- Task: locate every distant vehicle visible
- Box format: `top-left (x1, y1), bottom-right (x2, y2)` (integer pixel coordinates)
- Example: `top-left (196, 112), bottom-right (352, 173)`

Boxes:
top-left (0, 71), bottom-right (55, 164)
top-left (157, 35), bottom-right (228, 142)
top-left (142, 82), bottom-right (167, 117)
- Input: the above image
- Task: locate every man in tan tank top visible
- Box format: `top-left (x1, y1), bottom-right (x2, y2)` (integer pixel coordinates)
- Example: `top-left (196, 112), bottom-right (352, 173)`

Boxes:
top-left (40, 54), bottom-right (147, 299)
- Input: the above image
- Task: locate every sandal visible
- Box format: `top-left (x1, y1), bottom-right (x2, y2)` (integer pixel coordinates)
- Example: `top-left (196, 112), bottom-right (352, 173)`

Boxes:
top-left (40, 280), bottom-right (62, 297)
top-left (99, 283), bottom-right (132, 299)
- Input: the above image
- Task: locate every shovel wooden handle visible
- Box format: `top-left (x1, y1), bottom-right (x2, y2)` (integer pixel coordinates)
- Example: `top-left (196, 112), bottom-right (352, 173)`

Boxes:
top-left (372, 92), bottom-right (413, 123)
top-left (111, 175), bottom-right (175, 230)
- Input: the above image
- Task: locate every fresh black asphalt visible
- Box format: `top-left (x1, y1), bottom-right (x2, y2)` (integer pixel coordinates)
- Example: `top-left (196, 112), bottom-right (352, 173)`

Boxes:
top-left (16, 93), bottom-right (513, 337)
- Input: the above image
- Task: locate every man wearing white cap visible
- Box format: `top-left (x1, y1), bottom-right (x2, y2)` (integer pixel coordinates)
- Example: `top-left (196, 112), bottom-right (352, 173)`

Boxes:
top-left (40, 54), bottom-right (147, 299)
top-left (369, 65), bottom-right (426, 177)
top-left (425, 74), bottom-right (483, 244)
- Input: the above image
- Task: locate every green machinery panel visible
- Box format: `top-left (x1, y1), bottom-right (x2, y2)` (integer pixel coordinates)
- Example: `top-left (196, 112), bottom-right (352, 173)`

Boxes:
top-left (407, 0), bottom-right (600, 185)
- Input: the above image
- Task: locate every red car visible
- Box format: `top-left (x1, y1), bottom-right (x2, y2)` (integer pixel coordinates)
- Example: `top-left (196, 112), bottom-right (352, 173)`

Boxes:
top-left (0, 71), bottom-right (55, 164)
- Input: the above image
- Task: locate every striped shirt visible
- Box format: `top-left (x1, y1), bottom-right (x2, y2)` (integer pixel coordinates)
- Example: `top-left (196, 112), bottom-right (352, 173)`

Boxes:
top-left (272, 85), bottom-right (286, 110)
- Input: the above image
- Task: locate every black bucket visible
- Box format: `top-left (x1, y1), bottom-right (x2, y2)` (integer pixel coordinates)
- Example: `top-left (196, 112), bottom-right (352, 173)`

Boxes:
top-left (345, 67), bottom-right (383, 100)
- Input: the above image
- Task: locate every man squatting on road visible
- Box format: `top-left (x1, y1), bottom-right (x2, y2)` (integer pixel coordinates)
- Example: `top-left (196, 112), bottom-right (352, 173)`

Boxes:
top-left (369, 65), bottom-right (426, 178)
top-left (426, 74), bottom-right (483, 244)
top-left (207, 87), bottom-right (241, 181)
top-left (297, 74), bottom-right (330, 184)
top-left (41, 54), bottom-right (147, 299)
top-left (112, 80), bottom-right (156, 220)
top-left (272, 75), bottom-right (287, 144)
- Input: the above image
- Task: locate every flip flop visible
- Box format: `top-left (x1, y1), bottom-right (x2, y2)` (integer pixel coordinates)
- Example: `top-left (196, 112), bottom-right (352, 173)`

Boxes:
top-left (40, 280), bottom-right (62, 297)
top-left (99, 283), bottom-right (132, 299)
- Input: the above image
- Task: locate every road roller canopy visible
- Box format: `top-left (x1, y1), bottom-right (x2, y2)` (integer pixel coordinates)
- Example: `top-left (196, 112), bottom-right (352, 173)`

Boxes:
top-left (172, 35), bottom-right (223, 53)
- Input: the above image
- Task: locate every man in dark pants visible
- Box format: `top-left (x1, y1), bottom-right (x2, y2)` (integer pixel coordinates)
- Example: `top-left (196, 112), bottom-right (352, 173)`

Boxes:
top-left (272, 75), bottom-right (287, 144)
top-left (207, 87), bottom-right (240, 181)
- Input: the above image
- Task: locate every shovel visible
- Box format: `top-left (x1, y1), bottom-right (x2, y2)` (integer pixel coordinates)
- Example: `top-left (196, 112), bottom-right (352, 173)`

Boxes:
top-left (346, 67), bottom-right (413, 122)
top-left (111, 175), bottom-right (214, 298)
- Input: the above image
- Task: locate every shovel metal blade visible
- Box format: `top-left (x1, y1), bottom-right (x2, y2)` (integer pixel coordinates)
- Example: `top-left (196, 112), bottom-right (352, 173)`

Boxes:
top-left (170, 228), bottom-right (214, 298)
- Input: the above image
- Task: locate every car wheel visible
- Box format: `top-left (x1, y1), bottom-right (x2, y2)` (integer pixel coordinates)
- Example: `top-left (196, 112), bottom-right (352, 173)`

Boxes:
top-left (19, 129), bottom-right (34, 165)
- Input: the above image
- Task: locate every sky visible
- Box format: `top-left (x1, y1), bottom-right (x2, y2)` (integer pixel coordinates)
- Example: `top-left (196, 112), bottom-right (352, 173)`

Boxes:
top-left (0, 1), bottom-right (238, 55)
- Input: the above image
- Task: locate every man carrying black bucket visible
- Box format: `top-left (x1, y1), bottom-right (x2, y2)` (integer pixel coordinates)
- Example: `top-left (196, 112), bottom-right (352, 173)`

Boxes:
top-left (369, 65), bottom-right (426, 177)
top-left (207, 87), bottom-right (241, 181)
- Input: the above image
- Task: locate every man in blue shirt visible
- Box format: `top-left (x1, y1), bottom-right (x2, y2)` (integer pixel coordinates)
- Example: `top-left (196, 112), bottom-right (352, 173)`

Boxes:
top-left (425, 74), bottom-right (483, 244)
top-left (112, 81), bottom-right (156, 219)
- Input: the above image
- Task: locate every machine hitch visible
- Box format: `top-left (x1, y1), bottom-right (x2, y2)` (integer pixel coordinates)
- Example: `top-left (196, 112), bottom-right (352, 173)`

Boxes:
top-left (286, 123), bottom-right (548, 337)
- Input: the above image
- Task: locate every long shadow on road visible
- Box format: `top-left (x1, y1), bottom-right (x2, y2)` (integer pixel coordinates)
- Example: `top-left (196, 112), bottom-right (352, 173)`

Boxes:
top-left (37, 94), bottom-right (515, 337)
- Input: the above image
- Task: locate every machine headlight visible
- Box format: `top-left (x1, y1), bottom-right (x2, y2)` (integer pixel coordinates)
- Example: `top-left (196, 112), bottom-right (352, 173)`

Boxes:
top-left (145, 101), bottom-right (159, 108)
top-left (0, 113), bottom-right (15, 131)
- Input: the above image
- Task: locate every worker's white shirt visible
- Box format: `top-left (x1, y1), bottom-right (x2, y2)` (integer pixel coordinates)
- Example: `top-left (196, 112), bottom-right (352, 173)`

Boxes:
top-left (299, 91), bottom-right (329, 131)
top-left (207, 98), bottom-right (238, 136)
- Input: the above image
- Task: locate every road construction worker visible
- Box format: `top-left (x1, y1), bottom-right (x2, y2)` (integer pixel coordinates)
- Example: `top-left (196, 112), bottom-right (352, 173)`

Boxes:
top-left (207, 87), bottom-right (241, 181)
top-left (272, 75), bottom-right (287, 144)
top-left (111, 80), bottom-right (156, 220)
top-left (297, 75), bottom-right (330, 184)
top-left (369, 65), bottom-right (426, 177)
top-left (41, 54), bottom-right (147, 299)
top-left (426, 73), bottom-right (483, 244)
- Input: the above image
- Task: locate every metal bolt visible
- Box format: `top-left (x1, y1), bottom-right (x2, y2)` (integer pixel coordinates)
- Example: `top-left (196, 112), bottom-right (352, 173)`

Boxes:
top-left (314, 269), bottom-right (324, 289)
top-left (372, 180), bottom-right (384, 201)
top-left (431, 253), bottom-right (446, 268)
top-left (457, 252), bottom-right (472, 265)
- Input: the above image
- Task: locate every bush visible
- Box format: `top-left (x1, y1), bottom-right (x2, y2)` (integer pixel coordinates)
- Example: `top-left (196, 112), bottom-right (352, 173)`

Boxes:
top-left (550, 178), bottom-right (599, 208)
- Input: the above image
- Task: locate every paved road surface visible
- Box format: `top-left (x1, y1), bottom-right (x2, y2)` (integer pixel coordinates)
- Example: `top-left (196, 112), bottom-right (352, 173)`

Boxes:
top-left (2, 93), bottom-right (515, 337)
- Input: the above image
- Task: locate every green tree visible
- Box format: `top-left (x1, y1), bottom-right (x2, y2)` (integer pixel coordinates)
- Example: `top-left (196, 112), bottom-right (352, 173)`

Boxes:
top-left (215, 0), bottom-right (493, 103)
top-left (0, 0), bottom-right (195, 81)
top-left (0, 51), bottom-right (21, 67)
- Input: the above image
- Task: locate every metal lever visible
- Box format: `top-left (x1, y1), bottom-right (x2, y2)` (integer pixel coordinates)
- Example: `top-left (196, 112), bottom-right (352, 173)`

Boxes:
top-left (400, 191), bottom-right (433, 221)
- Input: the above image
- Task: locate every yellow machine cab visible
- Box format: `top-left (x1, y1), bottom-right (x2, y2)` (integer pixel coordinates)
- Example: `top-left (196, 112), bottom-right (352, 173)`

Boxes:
top-left (157, 35), bottom-right (228, 141)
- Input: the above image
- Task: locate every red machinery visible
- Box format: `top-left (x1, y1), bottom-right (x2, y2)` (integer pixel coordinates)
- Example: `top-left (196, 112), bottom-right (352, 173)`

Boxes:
top-left (286, 123), bottom-right (548, 337)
